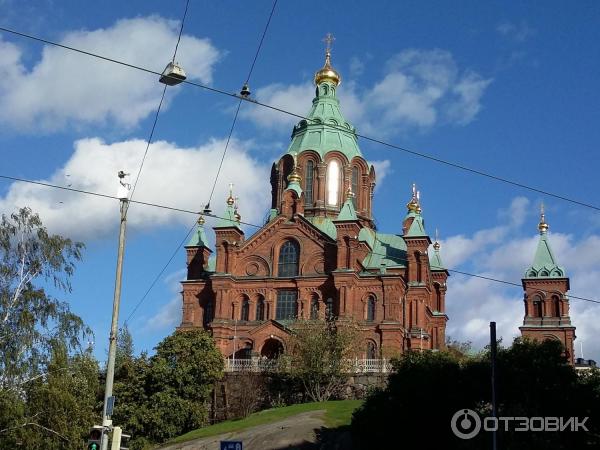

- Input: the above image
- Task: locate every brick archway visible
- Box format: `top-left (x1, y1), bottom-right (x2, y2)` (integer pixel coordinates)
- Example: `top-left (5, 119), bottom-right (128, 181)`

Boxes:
top-left (261, 337), bottom-right (284, 359)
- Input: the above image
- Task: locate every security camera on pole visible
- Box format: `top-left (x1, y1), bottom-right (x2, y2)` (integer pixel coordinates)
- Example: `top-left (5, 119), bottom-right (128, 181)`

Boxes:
top-left (99, 171), bottom-right (130, 450)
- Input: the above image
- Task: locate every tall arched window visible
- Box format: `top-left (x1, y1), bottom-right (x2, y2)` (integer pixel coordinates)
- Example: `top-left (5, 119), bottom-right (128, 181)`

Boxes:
top-left (325, 298), bottom-right (334, 319)
top-left (434, 284), bottom-right (442, 311)
top-left (241, 297), bottom-right (249, 321)
top-left (552, 296), bottom-right (561, 317)
top-left (203, 301), bottom-right (213, 327)
top-left (256, 296), bottom-right (265, 321)
top-left (366, 296), bottom-right (376, 321)
top-left (533, 296), bottom-right (543, 317)
top-left (415, 251), bottom-right (422, 283)
top-left (352, 166), bottom-right (359, 208)
top-left (310, 296), bottom-right (319, 319)
top-left (305, 160), bottom-right (314, 206)
top-left (278, 240), bottom-right (300, 277)
top-left (366, 341), bottom-right (377, 359)
top-left (326, 160), bottom-right (340, 206)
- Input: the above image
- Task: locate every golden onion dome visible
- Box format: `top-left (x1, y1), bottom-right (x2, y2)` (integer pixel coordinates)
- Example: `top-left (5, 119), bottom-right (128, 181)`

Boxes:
top-left (538, 203), bottom-right (549, 233)
top-left (314, 51), bottom-right (341, 87)
top-left (433, 241), bottom-right (441, 251)
top-left (197, 215), bottom-right (205, 226)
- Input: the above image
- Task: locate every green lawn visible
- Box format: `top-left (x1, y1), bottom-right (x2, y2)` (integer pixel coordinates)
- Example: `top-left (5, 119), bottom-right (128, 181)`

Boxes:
top-left (165, 399), bottom-right (362, 445)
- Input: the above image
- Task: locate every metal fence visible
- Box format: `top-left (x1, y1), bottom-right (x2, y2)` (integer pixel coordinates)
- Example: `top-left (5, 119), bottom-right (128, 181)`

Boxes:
top-left (224, 358), bottom-right (392, 373)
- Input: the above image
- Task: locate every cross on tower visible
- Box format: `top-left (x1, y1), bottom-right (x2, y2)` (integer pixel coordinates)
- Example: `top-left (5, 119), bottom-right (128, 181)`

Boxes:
top-left (323, 33), bottom-right (335, 55)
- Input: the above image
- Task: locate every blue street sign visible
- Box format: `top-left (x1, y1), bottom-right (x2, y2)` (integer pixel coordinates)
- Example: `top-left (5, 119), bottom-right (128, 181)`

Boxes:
top-left (220, 441), bottom-right (242, 450)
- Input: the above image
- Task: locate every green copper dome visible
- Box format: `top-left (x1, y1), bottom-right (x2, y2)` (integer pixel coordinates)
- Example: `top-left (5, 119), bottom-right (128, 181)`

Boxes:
top-left (286, 51), bottom-right (362, 161)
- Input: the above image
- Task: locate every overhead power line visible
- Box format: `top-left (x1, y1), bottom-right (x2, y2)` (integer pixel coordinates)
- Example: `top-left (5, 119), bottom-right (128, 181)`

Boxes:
top-left (127, 0), bottom-right (191, 211)
top-left (1, 171), bottom-right (599, 306)
top-left (124, 0), bottom-right (279, 323)
top-left (0, 24), bottom-right (597, 212)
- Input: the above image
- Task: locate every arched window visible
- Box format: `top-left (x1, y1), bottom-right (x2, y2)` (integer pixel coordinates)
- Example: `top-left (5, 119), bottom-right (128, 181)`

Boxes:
top-left (203, 301), bottom-right (213, 327)
top-left (241, 297), bottom-right (249, 321)
top-left (533, 297), bottom-right (543, 317)
top-left (415, 251), bottom-right (422, 283)
top-left (310, 296), bottom-right (319, 319)
top-left (326, 160), bottom-right (340, 206)
top-left (434, 284), bottom-right (442, 311)
top-left (366, 296), bottom-right (376, 321)
top-left (276, 290), bottom-right (298, 320)
top-left (367, 341), bottom-right (377, 359)
top-left (352, 166), bottom-right (359, 208)
top-left (552, 296), bottom-right (561, 317)
top-left (325, 298), bottom-right (334, 319)
top-left (256, 297), bottom-right (265, 321)
top-left (305, 160), bottom-right (314, 206)
top-left (278, 240), bottom-right (300, 277)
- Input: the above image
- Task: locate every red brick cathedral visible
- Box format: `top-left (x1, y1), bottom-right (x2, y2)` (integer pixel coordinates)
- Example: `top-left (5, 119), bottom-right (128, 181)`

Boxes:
top-left (178, 47), bottom-right (449, 359)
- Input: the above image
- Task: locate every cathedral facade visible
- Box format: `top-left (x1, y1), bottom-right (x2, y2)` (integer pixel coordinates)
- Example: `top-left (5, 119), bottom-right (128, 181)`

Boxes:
top-left (178, 48), bottom-right (448, 359)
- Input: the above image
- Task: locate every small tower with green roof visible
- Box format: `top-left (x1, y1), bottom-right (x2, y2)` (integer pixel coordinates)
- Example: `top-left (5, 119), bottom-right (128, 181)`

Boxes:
top-left (185, 214), bottom-right (213, 279)
top-left (213, 184), bottom-right (244, 274)
top-left (520, 205), bottom-right (575, 364)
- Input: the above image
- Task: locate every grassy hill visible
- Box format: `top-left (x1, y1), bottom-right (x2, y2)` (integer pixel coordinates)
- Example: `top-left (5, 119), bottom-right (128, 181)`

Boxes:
top-left (161, 400), bottom-right (362, 447)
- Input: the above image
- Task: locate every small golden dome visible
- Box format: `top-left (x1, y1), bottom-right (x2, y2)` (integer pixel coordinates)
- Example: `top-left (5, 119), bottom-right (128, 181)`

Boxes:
top-left (287, 170), bottom-right (302, 184)
top-left (314, 53), bottom-right (341, 87)
top-left (538, 203), bottom-right (549, 233)
top-left (197, 215), bottom-right (205, 226)
top-left (226, 182), bottom-right (235, 206)
top-left (234, 210), bottom-right (241, 222)
top-left (406, 183), bottom-right (420, 212)
top-left (433, 241), bottom-right (441, 251)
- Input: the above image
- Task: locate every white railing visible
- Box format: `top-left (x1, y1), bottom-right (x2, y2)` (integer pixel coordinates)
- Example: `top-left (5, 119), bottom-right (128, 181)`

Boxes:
top-left (224, 358), bottom-right (392, 373)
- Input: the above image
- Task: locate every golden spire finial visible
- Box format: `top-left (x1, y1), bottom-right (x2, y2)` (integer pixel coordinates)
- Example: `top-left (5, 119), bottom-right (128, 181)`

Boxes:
top-left (287, 152), bottom-right (302, 184)
top-left (197, 215), bottom-right (205, 226)
top-left (226, 183), bottom-right (235, 206)
top-left (433, 228), bottom-right (441, 250)
top-left (538, 202), bottom-right (549, 233)
top-left (406, 183), bottom-right (420, 212)
top-left (314, 33), bottom-right (341, 86)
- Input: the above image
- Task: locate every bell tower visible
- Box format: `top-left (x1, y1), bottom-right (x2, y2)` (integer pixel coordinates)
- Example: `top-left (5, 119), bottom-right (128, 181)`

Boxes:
top-left (520, 206), bottom-right (576, 364)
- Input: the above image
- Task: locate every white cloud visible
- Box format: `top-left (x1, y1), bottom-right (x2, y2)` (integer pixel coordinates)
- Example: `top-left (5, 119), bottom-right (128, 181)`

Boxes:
top-left (497, 21), bottom-right (536, 43)
top-left (0, 137), bottom-right (271, 239)
top-left (241, 82), bottom-right (314, 130)
top-left (0, 16), bottom-right (221, 131)
top-left (443, 197), bottom-right (600, 360)
top-left (140, 269), bottom-right (186, 333)
top-left (370, 160), bottom-right (391, 191)
top-left (242, 49), bottom-right (491, 136)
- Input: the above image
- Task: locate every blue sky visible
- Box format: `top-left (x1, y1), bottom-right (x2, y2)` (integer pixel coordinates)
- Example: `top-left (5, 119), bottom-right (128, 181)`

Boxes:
top-left (1, 0), bottom-right (600, 361)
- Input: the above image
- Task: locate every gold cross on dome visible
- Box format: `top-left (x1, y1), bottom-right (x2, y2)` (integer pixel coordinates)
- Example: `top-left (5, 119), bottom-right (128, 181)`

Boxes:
top-left (323, 33), bottom-right (335, 54)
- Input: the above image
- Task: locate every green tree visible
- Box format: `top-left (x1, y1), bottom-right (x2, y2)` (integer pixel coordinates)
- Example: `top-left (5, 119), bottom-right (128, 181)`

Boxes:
top-left (0, 207), bottom-right (88, 390)
top-left (0, 207), bottom-right (95, 448)
top-left (0, 345), bottom-right (100, 449)
top-left (351, 338), bottom-right (600, 449)
top-left (285, 318), bottom-right (361, 402)
top-left (112, 329), bottom-right (224, 447)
